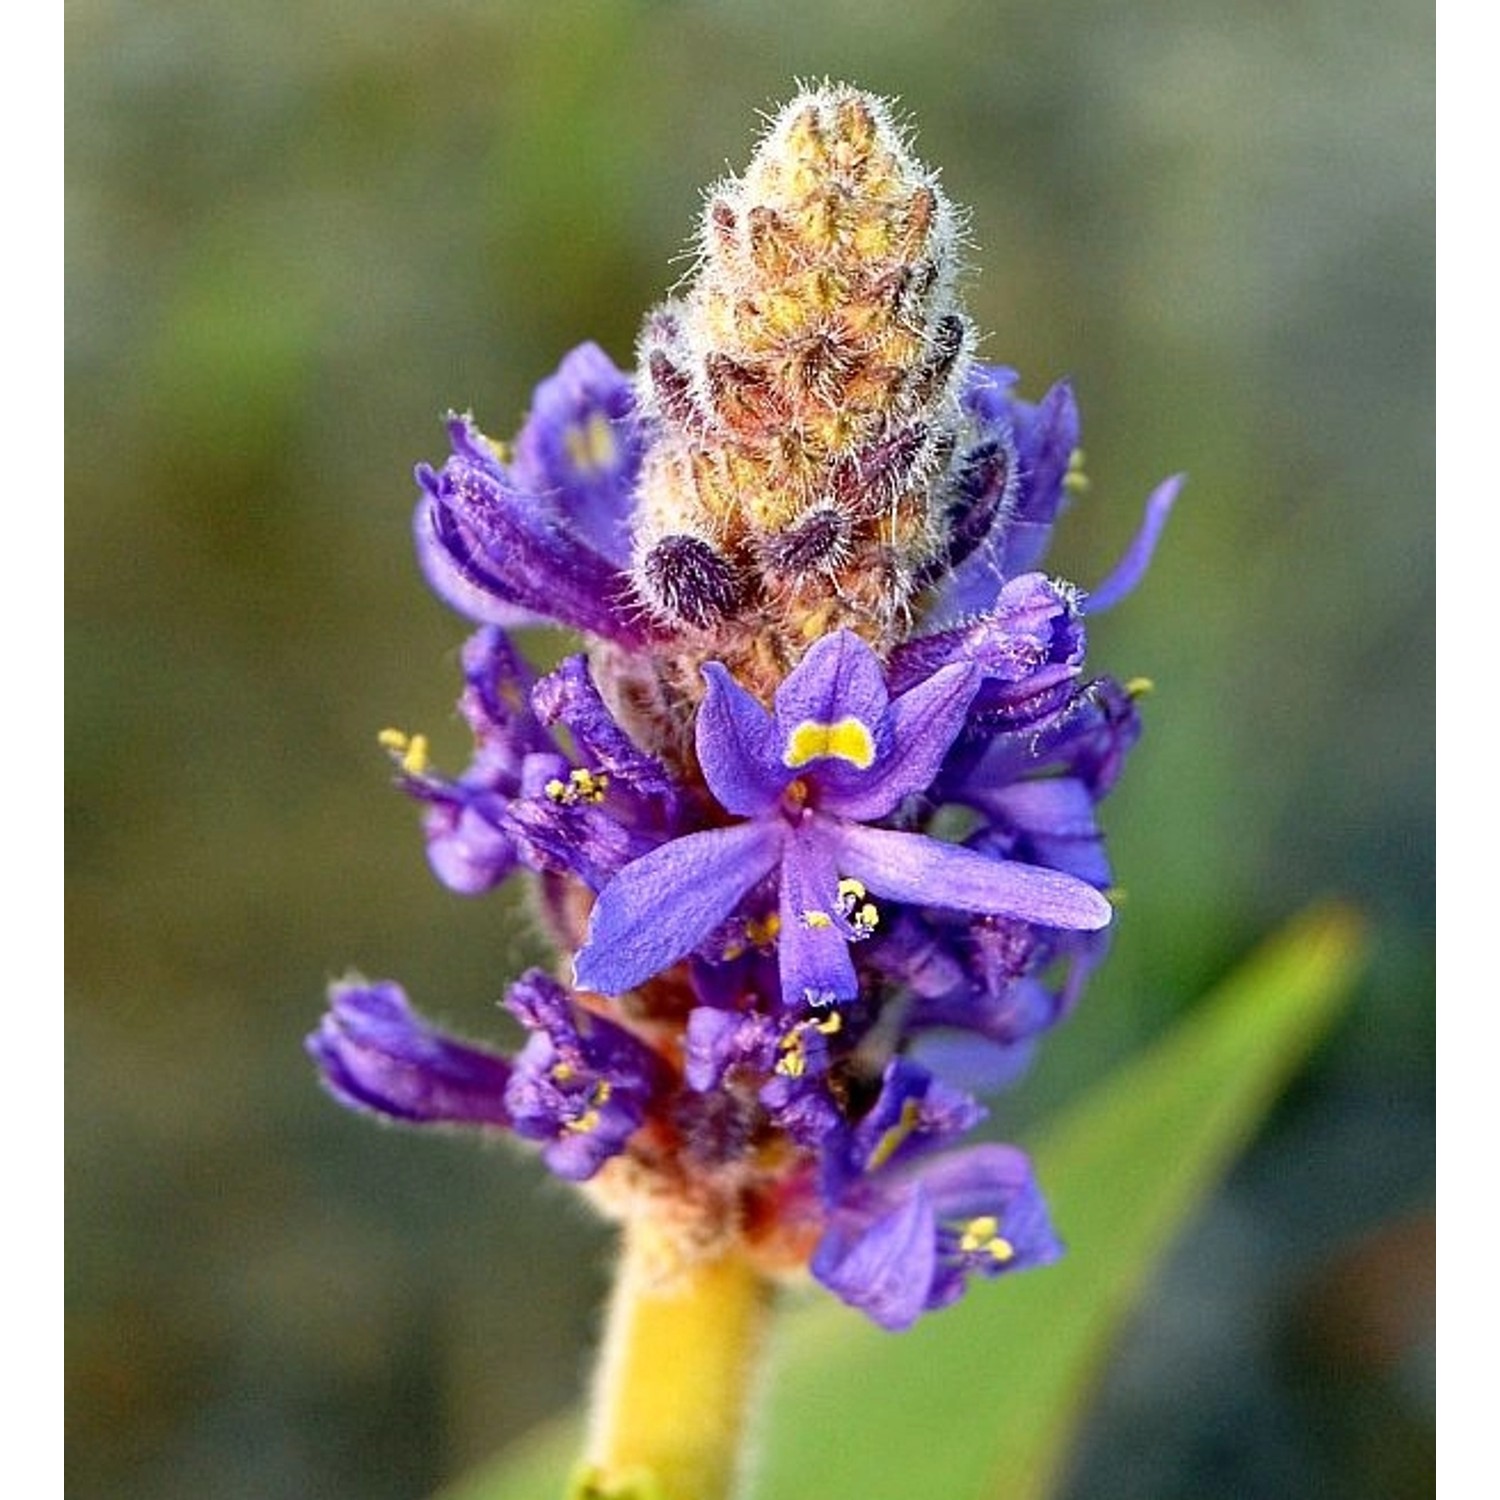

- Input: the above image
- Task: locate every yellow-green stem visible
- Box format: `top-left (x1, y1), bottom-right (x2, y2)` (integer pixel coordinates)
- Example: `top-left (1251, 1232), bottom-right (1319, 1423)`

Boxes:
top-left (578, 1229), bottom-right (773, 1500)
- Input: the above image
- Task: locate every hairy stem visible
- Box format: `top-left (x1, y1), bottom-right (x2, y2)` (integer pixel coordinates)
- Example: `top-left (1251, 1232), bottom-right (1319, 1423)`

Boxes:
top-left (579, 1229), bottom-right (774, 1500)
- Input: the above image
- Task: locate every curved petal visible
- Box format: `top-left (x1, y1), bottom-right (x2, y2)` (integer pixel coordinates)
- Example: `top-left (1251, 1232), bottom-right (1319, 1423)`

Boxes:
top-left (574, 821), bottom-right (784, 995)
top-left (831, 822), bottom-right (1113, 932)
top-left (508, 343), bottom-right (641, 568)
top-left (1085, 473), bottom-right (1183, 614)
top-left (416, 458), bottom-right (650, 644)
top-left (819, 662), bottom-right (979, 822)
top-left (698, 663), bottom-right (793, 816)
top-left (773, 630), bottom-right (890, 770)
top-left (778, 820), bottom-right (859, 1008)
top-left (307, 979), bottom-right (512, 1126)
top-left (812, 1185), bottom-right (937, 1331)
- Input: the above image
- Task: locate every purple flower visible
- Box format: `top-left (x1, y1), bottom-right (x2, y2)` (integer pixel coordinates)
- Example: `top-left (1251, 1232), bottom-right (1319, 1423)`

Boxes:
top-left (812, 1143), bottom-right (1062, 1330)
top-left (503, 969), bottom-right (667, 1182)
top-left (393, 629), bottom-right (673, 896)
top-left (307, 979), bottom-right (513, 1127)
top-left (412, 349), bottom-right (657, 645)
top-left (574, 630), bottom-right (1112, 1009)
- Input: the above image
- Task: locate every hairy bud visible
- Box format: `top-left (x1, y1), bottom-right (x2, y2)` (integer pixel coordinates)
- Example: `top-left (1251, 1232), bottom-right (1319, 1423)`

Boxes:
top-left (632, 84), bottom-right (977, 684)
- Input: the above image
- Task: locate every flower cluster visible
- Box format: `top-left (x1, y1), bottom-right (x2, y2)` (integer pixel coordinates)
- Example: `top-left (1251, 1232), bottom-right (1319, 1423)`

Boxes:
top-left (311, 85), bottom-right (1176, 1330)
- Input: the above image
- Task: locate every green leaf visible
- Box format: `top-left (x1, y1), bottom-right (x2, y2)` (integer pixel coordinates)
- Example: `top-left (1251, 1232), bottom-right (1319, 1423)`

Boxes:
top-left (440, 904), bottom-right (1366, 1500)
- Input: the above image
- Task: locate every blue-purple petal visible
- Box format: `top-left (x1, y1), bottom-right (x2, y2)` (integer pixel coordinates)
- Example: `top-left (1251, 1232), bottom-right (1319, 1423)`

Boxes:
top-left (415, 451), bottom-right (649, 644)
top-left (508, 343), bottom-right (640, 568)
top-left (777, 821), bottom-right (859, 1007)
top-left (532, 654), bottom-right (677, 806)
top-left (831, 822), bottom-right (1113, 931)
top-left (818, 661), bottom-right (979, 822)
top-left (698, 663), bottom-right (794, 816)
top-left (574, 821), bottom-right (784, 995)
top-left (1085, 474), bottom-right (1183, 615)
top-left (772, 630), bottom-right (890, 762)
top-left (307, 979), bottom-right (512, 1126)
top-left (811, 1185), bottom-right (937, 1331)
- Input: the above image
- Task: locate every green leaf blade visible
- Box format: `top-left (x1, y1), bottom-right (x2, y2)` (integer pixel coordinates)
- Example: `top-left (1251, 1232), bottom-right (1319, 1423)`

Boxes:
top-left (751, 903), bottom-right (1366, 1500)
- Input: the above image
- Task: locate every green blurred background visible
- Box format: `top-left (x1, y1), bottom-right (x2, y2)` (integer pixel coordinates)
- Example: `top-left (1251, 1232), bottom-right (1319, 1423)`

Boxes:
top-left (67, 1), bottom-right (1433, 1496)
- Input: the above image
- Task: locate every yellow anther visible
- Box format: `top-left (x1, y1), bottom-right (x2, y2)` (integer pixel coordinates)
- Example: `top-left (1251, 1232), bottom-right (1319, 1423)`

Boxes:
top-left (567, 1109), bottom-right (601, 1135)
top-left (377, 728), bottom-right (430, 776)
top-left (567, 767), bottom-right (610, 803)
top-left (784, 717), bottom-right (876, 770)
top-left (959, 1216), bottom-right (999, 1251)
top-left (545, 768), bottom-right (610, 805)
top-left (813, 1012), bottom-right (843, 1036)
top-left (551, 1061), bottom-right (575, 1083)
top-left (1124, 677), bottom-right (1156, 699)
top-left (801, 910), bottom-right (834, 930)
top-left (774, 1039), bottom-right (807, 1079)
top-left (958, 1215), bottom-right (1015, 1262)
top-left (563, 412), bottom-right (619, 473)
top-left (867, 1098), bottom-right (923, 1172)
top-left (836, 877), bottom-right (880, 937)
top-left (1065, 447), bottom-right (1090, 494)
top-left (744, 912), bottom-right (782, 949)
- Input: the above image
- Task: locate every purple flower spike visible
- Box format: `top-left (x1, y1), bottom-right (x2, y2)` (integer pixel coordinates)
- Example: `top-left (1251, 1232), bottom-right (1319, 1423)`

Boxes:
top-left (325, 87), bottom-right (1173, 1334)
top-left (307, 979), bottom-right (513, 1127)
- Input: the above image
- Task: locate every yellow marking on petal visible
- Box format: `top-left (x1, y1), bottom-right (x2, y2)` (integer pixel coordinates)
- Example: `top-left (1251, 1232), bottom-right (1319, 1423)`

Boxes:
top-left (377, 728), bottom-right (430, 776)
top-left (800, 910), bottom-right (834, 930)
top-left (563, 412), bottom-right (618, 473)
top-left (866, 1098), bottom-right (923, 1172)
top-left (784, 717), bottom-right (876, 770)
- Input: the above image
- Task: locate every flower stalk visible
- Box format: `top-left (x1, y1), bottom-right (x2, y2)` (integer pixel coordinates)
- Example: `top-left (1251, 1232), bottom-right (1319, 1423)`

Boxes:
top-left (579, 1232), bottom-right (773, 1500)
